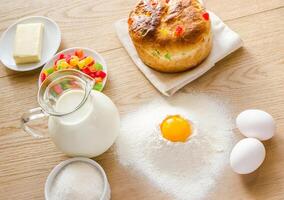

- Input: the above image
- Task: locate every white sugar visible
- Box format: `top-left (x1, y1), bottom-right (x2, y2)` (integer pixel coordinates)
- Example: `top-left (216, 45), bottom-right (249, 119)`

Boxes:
top-left (115, 92), bottom-right (236, 200)
top-left (49, 161), bottom-right (104, 200)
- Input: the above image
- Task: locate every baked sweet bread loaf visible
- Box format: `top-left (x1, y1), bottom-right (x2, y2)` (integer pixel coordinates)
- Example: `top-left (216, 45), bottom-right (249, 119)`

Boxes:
top-left (128, 0), bottom-right (212, 73)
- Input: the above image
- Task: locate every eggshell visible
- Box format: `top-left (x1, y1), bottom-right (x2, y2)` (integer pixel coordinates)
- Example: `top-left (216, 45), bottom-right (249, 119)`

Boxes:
top-left (236, 109), bottom-right (275, 141)
top-left (230, 138), bottom-right (266, 174)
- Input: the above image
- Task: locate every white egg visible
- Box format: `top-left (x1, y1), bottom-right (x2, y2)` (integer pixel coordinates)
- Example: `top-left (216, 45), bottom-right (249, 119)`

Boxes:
top-left (230, 138), bottom-right (265, 174)
top-left (236, 109), bottom-right (275, 141)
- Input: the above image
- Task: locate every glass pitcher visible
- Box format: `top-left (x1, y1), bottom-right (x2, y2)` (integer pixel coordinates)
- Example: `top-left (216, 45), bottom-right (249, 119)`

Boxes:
top-left (21, 69), bottom-right (120, 157)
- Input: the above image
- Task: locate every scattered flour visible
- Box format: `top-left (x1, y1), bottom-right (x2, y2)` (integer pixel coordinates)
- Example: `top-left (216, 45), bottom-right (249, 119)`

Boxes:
top-left (115, 92), bottom-right (236, 200)
top-left (49, 161), bottom-right (104, 200)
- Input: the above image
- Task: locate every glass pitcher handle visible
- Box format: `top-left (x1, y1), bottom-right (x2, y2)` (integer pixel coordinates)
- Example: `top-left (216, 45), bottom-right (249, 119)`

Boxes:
top-left (21, 107), bottom-right (49, 138)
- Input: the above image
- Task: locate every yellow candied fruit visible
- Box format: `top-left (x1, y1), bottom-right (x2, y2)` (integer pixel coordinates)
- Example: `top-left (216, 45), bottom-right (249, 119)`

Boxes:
top-left (70, 56), bottom-right (79, 67)
top-left (84, 56), bottom-right (93, 66)
top-left (43, 69), bottom-right (48, 76)
top-left (78, 60), bottom-right (86, 69)
top-left (160, 28), bottom-right (168, 37)
top-left (56, 59), bottom-right (66, 67)
top-left (60, 61), bottom-right (69, 68)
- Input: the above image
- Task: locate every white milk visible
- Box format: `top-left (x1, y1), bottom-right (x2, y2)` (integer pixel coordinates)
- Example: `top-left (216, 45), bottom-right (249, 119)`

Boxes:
top-left (54, 90), bottom-right (92, 124)
top-left (48, 90), bottom-right (120, 157)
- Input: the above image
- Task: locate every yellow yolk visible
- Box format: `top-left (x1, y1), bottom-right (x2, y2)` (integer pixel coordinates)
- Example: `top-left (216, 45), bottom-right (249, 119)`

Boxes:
top-left (160, 115), bottom-right (192, 142)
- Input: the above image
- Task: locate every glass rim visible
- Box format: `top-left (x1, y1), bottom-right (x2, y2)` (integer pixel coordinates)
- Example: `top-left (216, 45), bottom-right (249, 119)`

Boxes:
top-left (38, 69), bottom-right (94, 117)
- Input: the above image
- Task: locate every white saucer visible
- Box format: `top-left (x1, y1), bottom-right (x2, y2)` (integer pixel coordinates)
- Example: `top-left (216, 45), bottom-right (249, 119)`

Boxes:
top-left (0, 16), bottom-right (61, 71)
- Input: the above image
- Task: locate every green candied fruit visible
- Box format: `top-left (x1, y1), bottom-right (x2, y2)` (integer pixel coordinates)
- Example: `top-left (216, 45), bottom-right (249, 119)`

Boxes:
top-left (94, 82), bottom-right (103, 91)
top-left (50, 89), bottom-right (57, 98)
top-left (95, 63), bottom-right (103, 71)
top-left (57, 65), bottom-right (63, 70)
top-left (164, 53), bottom-right (171, 60)
top-left (60, 80), bottom-right (70, 90)
top-left (46, 67), bottom-right (54, 75)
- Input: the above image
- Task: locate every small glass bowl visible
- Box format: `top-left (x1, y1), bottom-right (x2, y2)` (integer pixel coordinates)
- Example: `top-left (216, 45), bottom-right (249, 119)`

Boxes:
top-left (45, 157), bottom-right (110, 200)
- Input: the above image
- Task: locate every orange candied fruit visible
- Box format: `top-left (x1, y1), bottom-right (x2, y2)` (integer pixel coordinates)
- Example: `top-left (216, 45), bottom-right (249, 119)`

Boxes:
top-left (128, 18), bottom-right (133, 26)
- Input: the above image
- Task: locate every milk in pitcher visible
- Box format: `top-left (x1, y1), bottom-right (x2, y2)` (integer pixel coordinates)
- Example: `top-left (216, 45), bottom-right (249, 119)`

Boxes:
top-left (48, 90), bottom-right (120, 157)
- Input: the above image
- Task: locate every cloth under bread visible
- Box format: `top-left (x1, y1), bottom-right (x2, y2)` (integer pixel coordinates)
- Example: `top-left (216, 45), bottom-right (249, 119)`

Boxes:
top-left (115, 12), bottom-right (243, 96)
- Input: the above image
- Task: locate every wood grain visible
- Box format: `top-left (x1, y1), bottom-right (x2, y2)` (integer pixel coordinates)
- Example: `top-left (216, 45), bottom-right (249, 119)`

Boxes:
top-left (0, 0), bottom-right (284, 200)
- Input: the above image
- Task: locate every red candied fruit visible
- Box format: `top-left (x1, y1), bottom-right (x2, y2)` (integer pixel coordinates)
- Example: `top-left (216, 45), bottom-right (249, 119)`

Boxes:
top-left (65, 55), bottom-right (72, 63)
top-left (40, 72), bottom-right (46, 82)
top-left (70, 80), bottom-right (79, 88)
top-left (95, 71), bottom-right (106, 79)
top-left (89, 72), bottom-right (96, 79)
top-left (53, 84), bottom-right (63, 94)
top-left (175, 25), bottom-right (184, 37)
top-left (58, 54), bottom-right (65, 59)
top-left (202, 12), bottom-right (209, 21)
top-left (82, 67), bottom-right (91, 75)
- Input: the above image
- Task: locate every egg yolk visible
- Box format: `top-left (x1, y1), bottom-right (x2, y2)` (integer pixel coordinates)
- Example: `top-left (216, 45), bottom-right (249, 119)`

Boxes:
top-left (160, 115), bottom-right (192, 142)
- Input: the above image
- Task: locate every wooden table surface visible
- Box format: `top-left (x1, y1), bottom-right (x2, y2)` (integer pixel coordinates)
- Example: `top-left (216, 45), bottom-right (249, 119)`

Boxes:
top-left (0, 0), bottom-right (284, 199)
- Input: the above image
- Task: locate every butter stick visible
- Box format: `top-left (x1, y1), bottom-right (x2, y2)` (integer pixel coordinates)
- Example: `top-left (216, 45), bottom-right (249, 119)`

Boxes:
top-left (13, 23), bottom-right (44, 64)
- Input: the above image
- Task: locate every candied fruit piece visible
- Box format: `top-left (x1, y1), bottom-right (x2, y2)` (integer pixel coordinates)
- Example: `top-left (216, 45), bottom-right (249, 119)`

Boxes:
top-left (70, 57), bottom-right (79, 67)
top-left (40, 72), bottom-right (47, 82)
top-left (128, 18), bottom-right (133, 26)
top-left (94, 82), bottom-right (103, 91)
top-left (95, 71), bottom-right (106, 78)
top-left (53, 84), bottom-right (63, 94)
top-left (65, 55), bottom-right (72, 63)
top-left (202, 12), bottom-right (209, 21)
top-left (175, 25), bottom-right (184, 37)
top-left (164, 53), bottom-right (171, 60)
top-left (160, 29), bottom-right (168, 37)
top-left (89, 64), bottom-right (97, 72)
top-left (46, 67), bottom-right (54, 75)
top-left (78, 60), bottom-right (86, 69)
top-left (84, 56), bottom-right (94, 66)
top-left (75, 49), bottom-right (84, 59)
top-left (58, 54), bottom-right (65, 59)
top-left (95, 63), bottom-right (103, 71)
top-left (82, 67), bottom-right (91, 75)
top-left (95, 77), bottom-right (103, 82)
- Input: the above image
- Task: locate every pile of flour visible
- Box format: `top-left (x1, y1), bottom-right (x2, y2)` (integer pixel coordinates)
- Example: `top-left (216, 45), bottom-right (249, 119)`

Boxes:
top-left (115, 92), bottom-right (236, 200)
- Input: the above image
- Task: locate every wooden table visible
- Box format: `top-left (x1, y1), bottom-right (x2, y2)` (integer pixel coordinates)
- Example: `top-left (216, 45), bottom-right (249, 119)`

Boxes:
top-left (0, 0), bottom-right (283, 199)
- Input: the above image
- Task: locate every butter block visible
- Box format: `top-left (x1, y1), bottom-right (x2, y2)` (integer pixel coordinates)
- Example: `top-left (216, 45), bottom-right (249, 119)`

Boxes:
top-left (13, 23), bottom-right (44, 64)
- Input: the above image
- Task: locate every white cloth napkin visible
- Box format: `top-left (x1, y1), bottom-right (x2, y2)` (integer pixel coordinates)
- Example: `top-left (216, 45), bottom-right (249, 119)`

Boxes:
top-left (115, 12), bottom-right (243, 96)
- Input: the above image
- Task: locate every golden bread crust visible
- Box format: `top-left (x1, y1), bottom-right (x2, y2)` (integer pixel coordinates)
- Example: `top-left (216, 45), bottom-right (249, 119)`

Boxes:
top-left (128, 0), bottom-right (212, 73)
